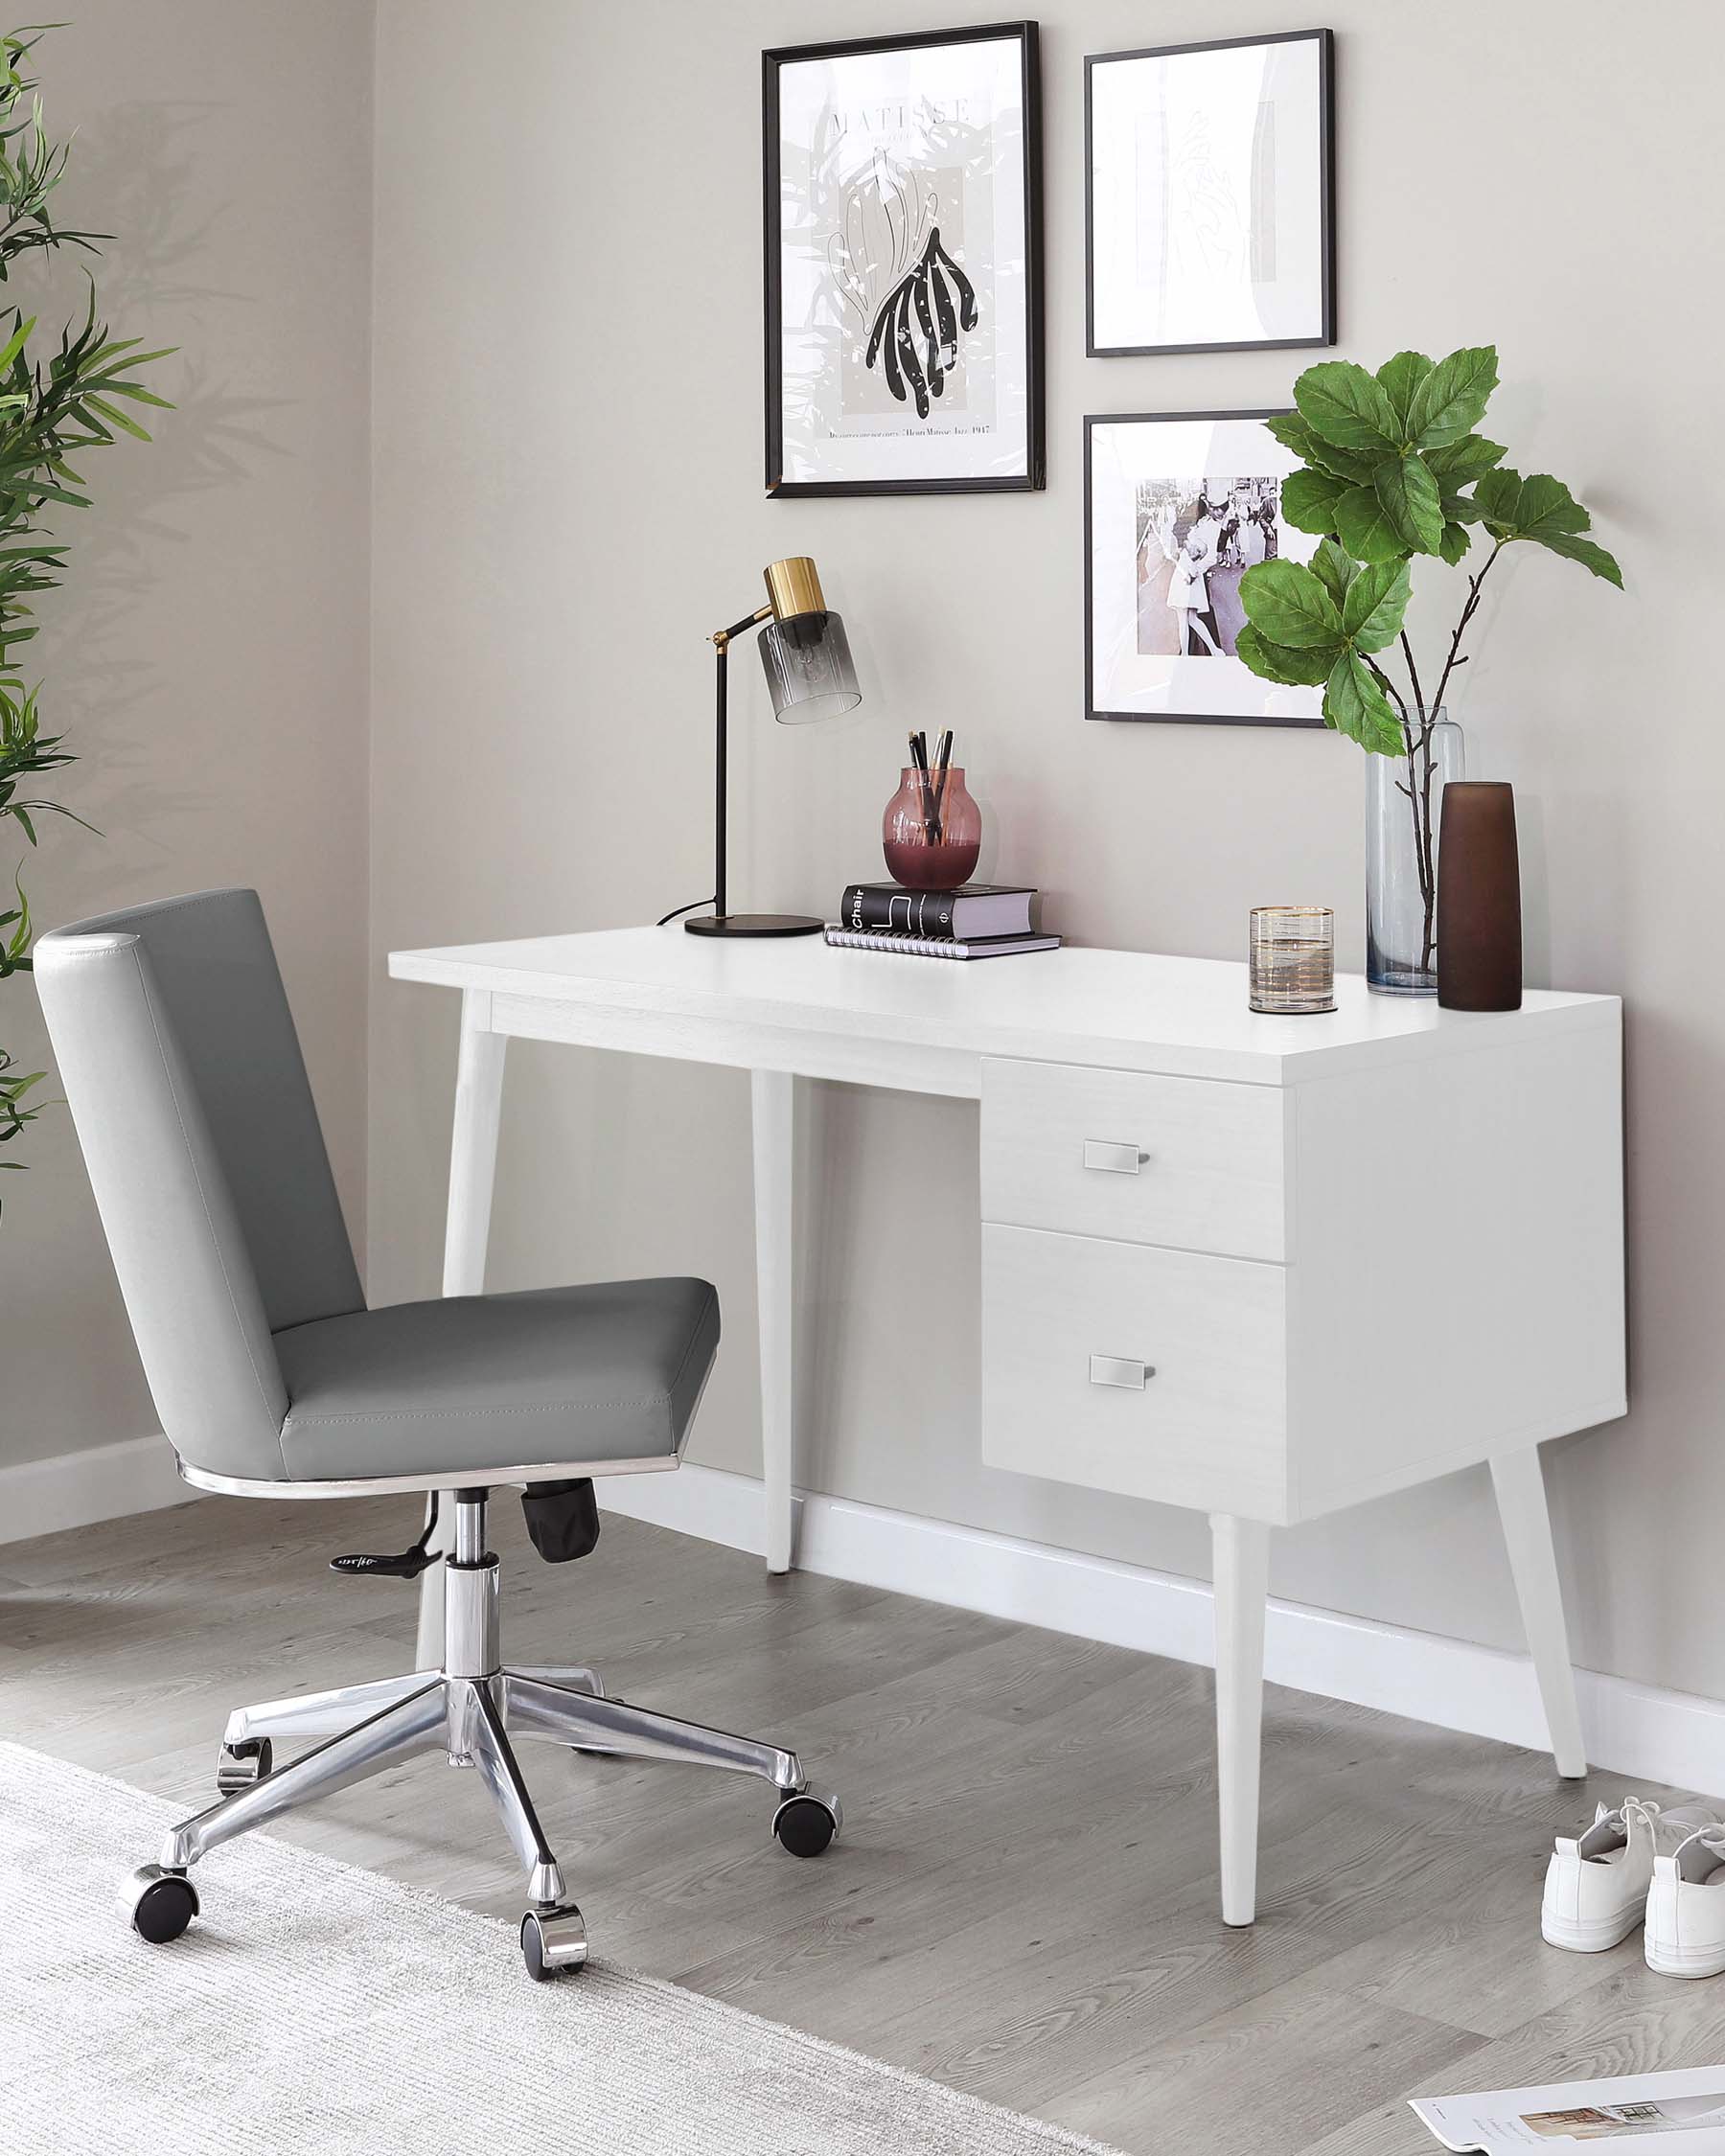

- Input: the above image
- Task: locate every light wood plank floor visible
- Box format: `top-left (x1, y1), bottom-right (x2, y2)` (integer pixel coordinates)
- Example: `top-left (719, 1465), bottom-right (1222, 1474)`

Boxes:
top-left (4, 1492), bottom-right (1716, 2153)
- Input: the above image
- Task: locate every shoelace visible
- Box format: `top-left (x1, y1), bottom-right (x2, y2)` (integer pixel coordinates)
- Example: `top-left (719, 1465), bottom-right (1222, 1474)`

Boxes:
top-left (1582, 1798), bottom-right (1675, 1858)
top-left (1672, 1824), bottom-right (1725, 1874)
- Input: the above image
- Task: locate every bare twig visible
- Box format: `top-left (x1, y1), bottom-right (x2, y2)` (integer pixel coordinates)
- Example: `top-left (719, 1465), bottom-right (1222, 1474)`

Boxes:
top-left (1433, 539), bottom-right (1506, 717)
top-left (1399, 630), bottom-right (1429, 734)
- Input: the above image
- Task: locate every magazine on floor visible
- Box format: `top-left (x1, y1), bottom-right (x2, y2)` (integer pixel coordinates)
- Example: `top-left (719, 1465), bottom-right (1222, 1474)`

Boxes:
top-left (1413, 2068), bottom-right (1725, 2150)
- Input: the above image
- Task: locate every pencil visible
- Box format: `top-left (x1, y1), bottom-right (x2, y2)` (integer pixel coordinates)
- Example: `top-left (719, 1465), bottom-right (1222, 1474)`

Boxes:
top-left (931, 729), bottom-right (954, 842)
top-left (908, 731), bottom-right (937, 845)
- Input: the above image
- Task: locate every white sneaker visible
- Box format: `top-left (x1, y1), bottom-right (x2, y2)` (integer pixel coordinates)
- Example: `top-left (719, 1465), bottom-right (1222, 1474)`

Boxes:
top-left (1542, 1799), bottom-right (1717, 1953)
top-left (1645, 1826), bottom-right (1725, 1979)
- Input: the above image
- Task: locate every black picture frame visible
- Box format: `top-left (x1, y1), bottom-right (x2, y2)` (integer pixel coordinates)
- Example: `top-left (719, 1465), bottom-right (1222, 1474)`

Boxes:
top-left (1084, 408), bottom-right (1327, 729)
top-left (763, 21), bottom-right (1045, 498)
top-left (1084, 29), bottom-right (1335, 360)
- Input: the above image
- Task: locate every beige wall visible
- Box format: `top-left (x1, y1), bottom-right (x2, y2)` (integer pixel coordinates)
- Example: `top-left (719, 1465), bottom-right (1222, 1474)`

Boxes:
top-left (0, 4), bottom-right (373, 1470)
top-left (145, 0), bottom-right (1717, 1708)
top-left (370, 0), bottom-right (1725, 1699)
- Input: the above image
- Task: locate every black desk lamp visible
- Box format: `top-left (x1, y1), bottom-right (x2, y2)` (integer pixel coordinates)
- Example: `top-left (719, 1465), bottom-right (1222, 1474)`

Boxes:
top-left (684, 556), bottom-right (861, 938)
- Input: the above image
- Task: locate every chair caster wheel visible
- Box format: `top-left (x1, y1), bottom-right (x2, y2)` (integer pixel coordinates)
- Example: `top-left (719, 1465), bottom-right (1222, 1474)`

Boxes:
top-left (771, 1790), bottom-right (841, 1858)
top-left (520, 1901), bottom-right (587, 1982)
top-left (125, 1864), bottom-right (199, 1943)
top-left (217, 1737), bottom-right (272, 1793)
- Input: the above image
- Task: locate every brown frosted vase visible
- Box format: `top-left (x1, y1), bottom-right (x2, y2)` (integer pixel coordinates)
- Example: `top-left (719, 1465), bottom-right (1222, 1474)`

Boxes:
top-left (1436, 781), bottom-right (1522, 1011)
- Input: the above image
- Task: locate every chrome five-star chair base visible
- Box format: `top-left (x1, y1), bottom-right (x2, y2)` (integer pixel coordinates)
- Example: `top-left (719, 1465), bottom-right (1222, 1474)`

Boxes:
top-left (123, 1492), bottom-right (841, 1980)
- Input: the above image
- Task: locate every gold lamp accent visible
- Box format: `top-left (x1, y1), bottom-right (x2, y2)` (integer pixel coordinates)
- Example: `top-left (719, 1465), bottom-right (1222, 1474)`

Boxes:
top-left (685, 554), bottom-right (862, 939)
top-left (762, 554), bottom-right (827, 624)
top-left (710, 558), bottom-right (828, 655)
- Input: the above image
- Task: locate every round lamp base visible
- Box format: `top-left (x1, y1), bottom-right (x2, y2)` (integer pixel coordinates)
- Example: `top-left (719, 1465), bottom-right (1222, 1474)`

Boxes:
top-left (684, 912), bottom-right (824, 939)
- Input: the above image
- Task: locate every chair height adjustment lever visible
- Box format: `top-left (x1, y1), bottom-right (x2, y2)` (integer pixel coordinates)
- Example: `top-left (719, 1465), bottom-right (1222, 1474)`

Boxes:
top-left (330, 1523), bottom-right (441, 1581)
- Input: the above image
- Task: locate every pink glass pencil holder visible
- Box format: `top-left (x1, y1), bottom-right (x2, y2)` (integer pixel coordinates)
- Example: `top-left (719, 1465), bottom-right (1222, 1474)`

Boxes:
top-left (882, 766), bottom-right (981, 890)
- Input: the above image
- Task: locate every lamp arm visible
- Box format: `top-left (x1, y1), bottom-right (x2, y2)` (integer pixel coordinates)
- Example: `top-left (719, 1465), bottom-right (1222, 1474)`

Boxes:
top-left (711, 603), bottom-right (772, 654)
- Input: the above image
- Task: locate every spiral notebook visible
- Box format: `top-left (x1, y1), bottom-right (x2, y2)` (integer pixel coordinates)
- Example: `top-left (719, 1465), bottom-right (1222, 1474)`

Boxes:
top-left (823, 926), bottom-right (1061, 961)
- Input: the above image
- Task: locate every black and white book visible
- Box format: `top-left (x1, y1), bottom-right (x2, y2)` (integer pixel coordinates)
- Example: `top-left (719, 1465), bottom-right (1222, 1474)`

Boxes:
top-left (837, 882), bottom-right (1035, 939)
top-left (824, 926), bottom-right (1060, 962)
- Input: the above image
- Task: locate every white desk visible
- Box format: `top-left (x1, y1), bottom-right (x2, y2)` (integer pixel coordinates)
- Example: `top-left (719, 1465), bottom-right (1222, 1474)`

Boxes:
top-left (390, 927), bottom-right (1626, 1924)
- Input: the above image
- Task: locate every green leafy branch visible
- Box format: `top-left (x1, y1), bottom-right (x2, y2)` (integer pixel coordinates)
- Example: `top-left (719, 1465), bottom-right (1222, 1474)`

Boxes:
top-left (0, 23), bottom-right (172, 1206)
top-left (1, 1039), bottom-right (49, 1185)
top-left (1237, 541), bottom-right (1412, 757)
top-left (0, 25), bottom-right (105, 280)
top-left (1238, 345), bottom-right (1622, 757)
top-left (2, 677), bottom-right (89, 842)
top-left (1, 874), bottom-right (45, 1212)
top-left (1233, 345), bottom-right (1622, 978)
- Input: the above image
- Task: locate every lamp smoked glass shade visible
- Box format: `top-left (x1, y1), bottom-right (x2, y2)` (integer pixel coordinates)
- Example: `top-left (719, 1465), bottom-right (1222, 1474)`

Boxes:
top-left (757, 609), bottom-right (860, 726)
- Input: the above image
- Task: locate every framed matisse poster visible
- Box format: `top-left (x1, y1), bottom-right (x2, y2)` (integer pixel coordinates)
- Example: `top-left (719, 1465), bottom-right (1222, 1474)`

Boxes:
top-left (764, 23), bottom-right (1045, 496)
top-left (1086, 410), bottom-right (1325, 727)
top-left (1086, 30), bottom-right (1334, 358)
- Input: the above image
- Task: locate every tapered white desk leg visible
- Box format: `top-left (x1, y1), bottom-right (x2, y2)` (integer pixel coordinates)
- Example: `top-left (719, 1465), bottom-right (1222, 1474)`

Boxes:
top-left (1490, 1447), bottom-right (1587, 1778)
top-left (416, 991), bottom-right (509, 1671)
top-left (752, 1067), bottom-right (795, 1575)
top-left (1211, 1512), bottom-right (1270, 1927)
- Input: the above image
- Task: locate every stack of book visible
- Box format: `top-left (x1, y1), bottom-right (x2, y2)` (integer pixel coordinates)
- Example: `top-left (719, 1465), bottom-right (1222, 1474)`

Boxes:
top-left (825, 883), bottom-right (1060, 961)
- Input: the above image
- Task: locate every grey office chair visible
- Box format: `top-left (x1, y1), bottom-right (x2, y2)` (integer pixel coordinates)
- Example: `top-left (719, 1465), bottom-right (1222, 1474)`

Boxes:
top-left (34, 888), bottom-right (840, 1980)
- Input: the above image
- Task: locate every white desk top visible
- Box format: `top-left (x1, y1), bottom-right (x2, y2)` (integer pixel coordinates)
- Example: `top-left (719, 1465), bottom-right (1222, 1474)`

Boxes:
top-left (389, 927), bottom-right (1618, 1087)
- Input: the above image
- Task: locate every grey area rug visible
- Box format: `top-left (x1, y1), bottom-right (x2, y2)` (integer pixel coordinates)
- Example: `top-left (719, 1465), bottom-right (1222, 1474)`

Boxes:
top-left (0, 1740), bottom-right (1125, 2155)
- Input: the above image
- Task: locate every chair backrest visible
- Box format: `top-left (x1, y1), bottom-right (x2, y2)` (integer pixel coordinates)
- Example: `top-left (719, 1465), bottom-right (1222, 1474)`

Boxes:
top-left (34, 888), bottom-right (363, 1481)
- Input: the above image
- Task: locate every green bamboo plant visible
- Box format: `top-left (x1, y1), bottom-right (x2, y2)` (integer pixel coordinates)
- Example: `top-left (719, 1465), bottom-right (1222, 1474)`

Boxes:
top-left (1235, 346), bottom-right (1621, 971)
top-left (0, 25), bottom-right (171, 1207)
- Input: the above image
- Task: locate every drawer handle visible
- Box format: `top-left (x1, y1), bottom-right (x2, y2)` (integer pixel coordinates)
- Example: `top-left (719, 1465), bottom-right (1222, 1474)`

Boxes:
top-left (1083, 1138), bottom-right (1150, 1175)
top-left (1090, 1353), bottom-right (1156, 1390)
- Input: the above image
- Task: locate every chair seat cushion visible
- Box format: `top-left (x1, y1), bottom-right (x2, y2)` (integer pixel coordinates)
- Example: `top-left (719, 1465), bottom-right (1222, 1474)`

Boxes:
top-left (271, 1278), bottom-right (720, 1482)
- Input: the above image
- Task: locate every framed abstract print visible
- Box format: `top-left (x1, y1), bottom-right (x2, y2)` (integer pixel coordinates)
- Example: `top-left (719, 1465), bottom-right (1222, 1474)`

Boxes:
top-left (1086, 410), bottom-right (1325, 728)
top-left (1086, 30), bottom-right (1334, 358)
top-left (765, 22), bottom-right (1045, 496)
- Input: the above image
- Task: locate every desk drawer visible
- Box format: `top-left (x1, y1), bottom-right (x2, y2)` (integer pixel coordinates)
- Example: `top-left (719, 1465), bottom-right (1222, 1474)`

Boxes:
top-left (980, 1060), bottom-right (1287, 1261)
top-left (980, 1224), bottom-right (1287, 1514)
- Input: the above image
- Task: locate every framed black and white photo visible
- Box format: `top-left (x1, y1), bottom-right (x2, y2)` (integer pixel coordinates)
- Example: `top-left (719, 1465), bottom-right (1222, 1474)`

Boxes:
top-left (1086, 410), bottom-right (1325, 727)
top-left (764, 23), bottom-right (1044, 496)
top-left (1086, 30), bottom-right (1333, 359)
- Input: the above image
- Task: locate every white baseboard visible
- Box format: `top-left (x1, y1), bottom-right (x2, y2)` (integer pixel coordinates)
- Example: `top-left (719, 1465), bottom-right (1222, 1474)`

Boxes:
top-left (0, 1434), bottom-right (196, 1547)
top-left (10, 1437), bottom-right (1719, 1799)
top-left (596, 1461), bottom-right (1725, 1800)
